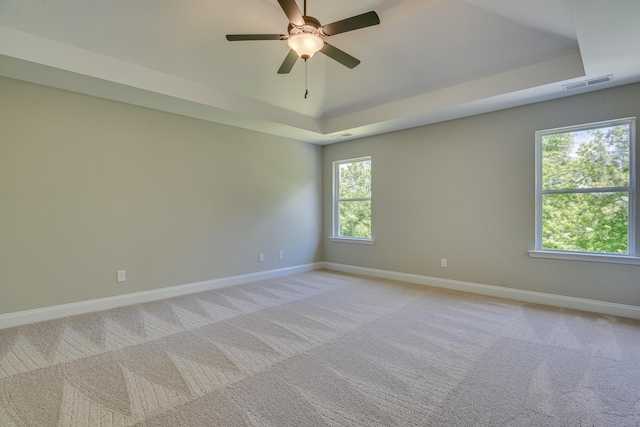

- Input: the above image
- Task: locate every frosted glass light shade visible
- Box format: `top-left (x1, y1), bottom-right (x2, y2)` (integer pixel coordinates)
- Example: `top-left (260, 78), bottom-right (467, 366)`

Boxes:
top-left (287, 33), bottom-right (324, 59)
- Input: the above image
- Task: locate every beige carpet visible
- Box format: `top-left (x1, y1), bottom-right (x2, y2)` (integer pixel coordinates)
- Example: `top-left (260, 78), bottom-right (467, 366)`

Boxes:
top-left (1, 270), bottom-right (639, 426)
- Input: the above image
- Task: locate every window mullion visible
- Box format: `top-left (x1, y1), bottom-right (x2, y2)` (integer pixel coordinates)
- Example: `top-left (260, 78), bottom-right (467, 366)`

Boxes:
top-left (541, 187), bottom-right (631, 195)
top-left (338, 197), bottom-right (371, 202)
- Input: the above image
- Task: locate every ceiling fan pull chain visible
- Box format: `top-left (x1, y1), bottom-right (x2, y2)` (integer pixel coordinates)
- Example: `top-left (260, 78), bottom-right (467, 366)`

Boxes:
top-left (304, 59), bottom-right (309, 99)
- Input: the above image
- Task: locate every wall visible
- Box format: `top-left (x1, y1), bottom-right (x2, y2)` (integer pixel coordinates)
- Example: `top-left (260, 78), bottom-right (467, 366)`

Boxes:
top-left (323, 83), bottom-right (640, 307)
top-left (0, 77), bottom-right (323, 315)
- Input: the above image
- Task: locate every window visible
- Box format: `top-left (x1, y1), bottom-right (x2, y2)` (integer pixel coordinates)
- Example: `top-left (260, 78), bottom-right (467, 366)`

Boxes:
top-left (531, 117), bottom-right (640, 264)
top-left (331, 157), bottom-right (372, 243)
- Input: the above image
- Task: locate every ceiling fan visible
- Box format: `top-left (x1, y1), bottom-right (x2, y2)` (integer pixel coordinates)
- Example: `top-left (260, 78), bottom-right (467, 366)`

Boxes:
top-left (226, 0), bottom-right (380, 74)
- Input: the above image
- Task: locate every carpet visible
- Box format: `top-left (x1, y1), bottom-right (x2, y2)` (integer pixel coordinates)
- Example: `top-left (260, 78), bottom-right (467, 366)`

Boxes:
top-left (1, 270), bottom-right (639, 426)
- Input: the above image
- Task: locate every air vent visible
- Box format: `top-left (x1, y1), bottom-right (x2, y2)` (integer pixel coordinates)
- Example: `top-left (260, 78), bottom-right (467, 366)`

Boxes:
top-left (330, 133), bottom-right (354, 138)
top-left (563, 75), bottom-right (613, 91)
top-left (587, 75), bottom-right (613, 86)
top-left (563, 81), bottom-right (587, 90)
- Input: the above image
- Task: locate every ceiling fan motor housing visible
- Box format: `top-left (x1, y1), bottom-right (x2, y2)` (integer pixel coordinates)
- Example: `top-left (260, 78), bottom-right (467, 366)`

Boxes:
top-left (288, 16), bottom-right (321, 35)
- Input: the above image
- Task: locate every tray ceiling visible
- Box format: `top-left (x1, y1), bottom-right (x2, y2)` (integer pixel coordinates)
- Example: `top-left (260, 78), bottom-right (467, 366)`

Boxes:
top-left (1, 0), bottom-right (639, 144)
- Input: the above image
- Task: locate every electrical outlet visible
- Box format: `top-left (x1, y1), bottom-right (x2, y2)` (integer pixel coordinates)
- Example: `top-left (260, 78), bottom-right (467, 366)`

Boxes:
top-left (440, 258), bottom-right (447, 268)
top-left (258, 253), bottom-right (264, 263)
top-left (278, 251), bottom-right (284, 260)
top-left (117, 270), bottom-right (126, 282)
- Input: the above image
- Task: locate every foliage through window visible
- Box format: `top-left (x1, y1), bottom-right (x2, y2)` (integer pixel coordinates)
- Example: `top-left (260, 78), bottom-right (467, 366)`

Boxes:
top-left (535, 118), bottom-right (636, 255)
top-left (333, 157), bottom-right (372, 239)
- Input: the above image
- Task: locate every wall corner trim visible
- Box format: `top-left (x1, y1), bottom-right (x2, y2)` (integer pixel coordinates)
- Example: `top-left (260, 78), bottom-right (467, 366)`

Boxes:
top-left (0, 263), bottom-right (324, 329)
top-left (323, 262), bottom-right (640, 320)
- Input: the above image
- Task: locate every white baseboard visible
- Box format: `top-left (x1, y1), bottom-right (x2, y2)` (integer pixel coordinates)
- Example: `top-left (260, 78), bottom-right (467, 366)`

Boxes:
top-left (324, 262), bottom-right (640, 320)
top-left (0, 263), bottom-right (324, 329)
top-left (4, 261), bottom-right (637, 329)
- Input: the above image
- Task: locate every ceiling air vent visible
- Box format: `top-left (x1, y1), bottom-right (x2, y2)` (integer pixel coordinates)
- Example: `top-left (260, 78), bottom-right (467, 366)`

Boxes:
top-left (563, 75), bottom-right (613, 91)
top-left (330, 133), bottom-right (354, 138)
top-left (587, 75), bottom-right (613, 86)
top-left (563, 81), bottom-right (587, 90)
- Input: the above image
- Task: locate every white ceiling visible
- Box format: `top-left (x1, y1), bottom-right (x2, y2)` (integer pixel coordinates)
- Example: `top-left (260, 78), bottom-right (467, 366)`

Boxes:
top-left (1, 0), bottom-right (639, 144)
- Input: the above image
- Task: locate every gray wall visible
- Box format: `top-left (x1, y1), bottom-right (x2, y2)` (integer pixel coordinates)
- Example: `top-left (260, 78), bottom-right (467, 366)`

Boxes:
top-left (323, 83), bottom-right (640, 307)
top-left (3, 75), bottom-right (638, 316)
top-left (0, 77), bottom-right (323, 315)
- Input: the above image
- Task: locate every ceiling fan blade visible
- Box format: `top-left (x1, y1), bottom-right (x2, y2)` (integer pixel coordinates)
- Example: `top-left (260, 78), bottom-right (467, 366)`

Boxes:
top-left (320, 43), bottom-right (360, 69)
top-left (277, 50), bottom-right (299, 74)
top-left (277, 0), bottom-right (305, 26)
top-left (320, 11), bottom-right (380, 36)
top-left (226, 34), bottom-right (287, 41)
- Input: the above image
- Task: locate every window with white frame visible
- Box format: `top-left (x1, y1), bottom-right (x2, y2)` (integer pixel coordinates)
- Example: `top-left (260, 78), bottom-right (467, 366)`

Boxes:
top-left (533, 117), bottom-right (638, 262)
top-left (332, 157), bottom-right (372, 241)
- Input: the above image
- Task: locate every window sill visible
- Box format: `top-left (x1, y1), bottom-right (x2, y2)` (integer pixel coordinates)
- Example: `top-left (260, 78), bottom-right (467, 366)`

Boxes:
top-left (528, 250), bottom-right (640, 265)
top-left (328, 237), bottom-right (374, 245)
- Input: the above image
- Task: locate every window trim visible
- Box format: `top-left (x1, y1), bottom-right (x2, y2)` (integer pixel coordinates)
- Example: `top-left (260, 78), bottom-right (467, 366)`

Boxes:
top-left (331, 156), bottom-right (373, 242)
top-left (527, 249), bottom-right (640, 265)
top-left (532, 117), bottom-right (638, 262)
top-left (328, 236), bottom-right (375, 244)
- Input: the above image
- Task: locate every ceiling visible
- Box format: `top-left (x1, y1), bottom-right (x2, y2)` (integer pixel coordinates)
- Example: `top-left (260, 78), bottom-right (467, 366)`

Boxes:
top-left (1, 0), bottom-right (639, 144)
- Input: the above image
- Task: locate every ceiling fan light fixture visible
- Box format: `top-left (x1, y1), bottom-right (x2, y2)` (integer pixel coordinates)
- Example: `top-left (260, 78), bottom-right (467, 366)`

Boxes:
top-left (287, 33), bottom-right (324, 59)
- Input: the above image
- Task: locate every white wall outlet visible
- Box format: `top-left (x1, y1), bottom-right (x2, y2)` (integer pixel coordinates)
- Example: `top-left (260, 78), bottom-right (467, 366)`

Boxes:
top-left (278, 251), bottom-right (284, 260)
top-left (258, 253), bottom-right (264, 263)
top-left (440, 258), bottom-right (448, 268)
top-left (117, 270), bottom-right (126, 282)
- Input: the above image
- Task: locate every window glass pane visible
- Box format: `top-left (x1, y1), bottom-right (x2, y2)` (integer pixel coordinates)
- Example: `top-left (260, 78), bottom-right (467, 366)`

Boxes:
top-left (542, 125), bottom-right (630, 190)
top-left (339, 160), bottom-right (371, 199)
top-left (542, 192), bottom-right (629, 254)
top-left (339, 201), bottom-right (371, 238)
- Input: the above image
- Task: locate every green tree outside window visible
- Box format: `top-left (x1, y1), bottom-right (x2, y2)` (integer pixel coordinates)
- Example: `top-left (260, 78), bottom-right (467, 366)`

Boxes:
top-left (335, 158), bottom-right (372, 238)
top-left (539, 122), bottom-right (632, 254)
